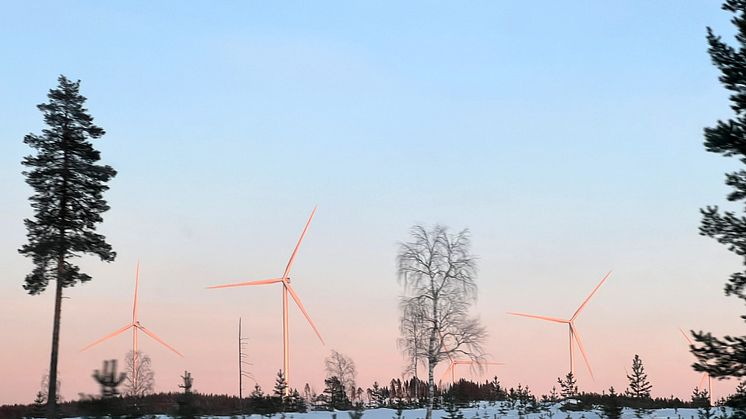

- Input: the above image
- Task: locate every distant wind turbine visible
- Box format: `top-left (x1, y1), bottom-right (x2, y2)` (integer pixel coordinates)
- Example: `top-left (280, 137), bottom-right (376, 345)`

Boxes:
top-left (208, 207), bottom-right (324, 394)
top-left (507, 271), bottom-right (612, 380)
top-left (679, 328), bottom-right (713, 403)
top-left (437, 330), bottom-right (503, 386)
top-left (81, 262), bottom-right (183, 390)
top-left (439, 359), bottom-right (504, 385)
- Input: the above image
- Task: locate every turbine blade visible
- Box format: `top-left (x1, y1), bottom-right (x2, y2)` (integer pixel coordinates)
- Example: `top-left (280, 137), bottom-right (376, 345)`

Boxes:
top-left (698, 373), bottom-right (708, 389)
top-left (286, 283), bottom-right (325, 345)
top-left (507, 312), bottom-right (569, 324)
top-left (137, 324), bottom-right (184, 357)
top-left (679, 328), bottom-right (694, 346)
top-left (133, 261), bottom-right (140, 323)
top-left (571, 325), bottom-right (594, 381)
top-left (571, 271), bottom-right (612, 321)
top-left (282, 206), bottom-right (317, 279)
top-left (207, 277), bottom-right (283, 290)
top-left (81, 324), bottom-right (133, 352)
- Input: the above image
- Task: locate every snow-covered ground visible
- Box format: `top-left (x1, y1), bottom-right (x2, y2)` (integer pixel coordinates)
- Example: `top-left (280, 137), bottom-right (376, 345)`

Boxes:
top-left (67, 401), bottom-right (733, 419)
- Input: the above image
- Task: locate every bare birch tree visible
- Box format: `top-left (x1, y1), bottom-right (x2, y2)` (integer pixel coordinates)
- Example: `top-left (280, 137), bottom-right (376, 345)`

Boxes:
top-left (324, 349), bottom-right (357, 401)
top-left (123, 350), bottom-right (155, 396)
top-left (397, 225), bottom-right (487, 419)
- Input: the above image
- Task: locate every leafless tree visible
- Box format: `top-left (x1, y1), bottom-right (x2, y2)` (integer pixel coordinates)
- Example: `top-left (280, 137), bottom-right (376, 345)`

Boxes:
top-left (398, 298), bottom-right (427, 381)
top-left (123, 350), bottom-right (155, 396)
top-left (397, 225), bottom-right (487, 419)
top-left (324, 349), bottom-right (357, 401)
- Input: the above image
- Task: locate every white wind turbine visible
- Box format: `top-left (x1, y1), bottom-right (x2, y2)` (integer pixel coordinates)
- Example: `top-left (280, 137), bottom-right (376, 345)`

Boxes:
top-left (208, 207), bottom-right (324, 394)
top-left (81, 262), bottom-right (183, 390)
top-left (507, 271), bottom-right (612, 380)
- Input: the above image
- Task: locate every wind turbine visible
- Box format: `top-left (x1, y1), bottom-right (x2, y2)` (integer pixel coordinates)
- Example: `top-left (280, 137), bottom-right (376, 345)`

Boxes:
top-left (437, 330), bottom-right (503, 386)
top-left (81, 262), bottom-right (183, 390)
top-left (208, 207), bottom-right (324, 394)
top-left (679, 328), bottom-right (712, 403)
top-left (507, 271), bottom-right (612, 380)
top-left (439, 358), bottom-right (504, 385)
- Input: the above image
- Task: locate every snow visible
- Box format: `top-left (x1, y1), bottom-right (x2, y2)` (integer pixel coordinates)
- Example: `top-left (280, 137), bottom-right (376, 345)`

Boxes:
top-left (59, 400), bottom-right (734, 419)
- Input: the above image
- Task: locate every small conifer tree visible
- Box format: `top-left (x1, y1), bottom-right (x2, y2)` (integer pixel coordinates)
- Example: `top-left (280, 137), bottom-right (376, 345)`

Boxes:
top-left (692, 387), bottom-right (715, 419)
top-left (625, 355), bottom-right (652, 399)
top-left (393, 400), bottom-right (405, 419)
top-left (348, 402), bottom-right (365, 419)
top-left (273, 370), bottom-right (289, 411)
top-left (444, 396), bottom-right (465, 419)
top-left (557, 373), bottom-right (578, 399)
top-left (599, 387), bottom-right (623, 419)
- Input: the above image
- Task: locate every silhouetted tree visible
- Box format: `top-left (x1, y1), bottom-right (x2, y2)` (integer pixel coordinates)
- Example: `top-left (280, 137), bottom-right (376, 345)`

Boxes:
top-left (369, 381), bottom-right (384, 407)
top-left (32, 391), bottom-right (46, 418)
top-left (726, 380), bottom-right (746, 418)
top-left (692, 387), bottom-right (715, 419)
top-left (443, 395), bottom-right (465, 419)
top-left (92, 359), bottom-right (126, 398)
top-left (287, 388), bottom-right (308, 413)
top-left (177, 370), bottom-right (197, 419)
top-left (324, 376), bottom-right (352, 410)
top-left (348, 401), bottom-right (365, 419)
top-left (272, 369), bottom-right (288, 411)
top-left (693, 0), bottom-right (746, 380)
top-left (557, 372), bottom-right (578, 399)
top-left (20, 75), bottom-right (117, 418)
top-left (393, 400), bottom-right (405, 419)
top-left (397, 225), bottom-right (487, 419)
top-left (599, 387), bottom-right (623, 419)
top-left (625, 355), bottom-right (652, 399)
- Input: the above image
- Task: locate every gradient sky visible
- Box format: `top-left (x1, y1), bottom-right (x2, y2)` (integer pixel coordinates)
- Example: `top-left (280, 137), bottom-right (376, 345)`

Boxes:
top-left (0, 1), bottom-right (744, 406)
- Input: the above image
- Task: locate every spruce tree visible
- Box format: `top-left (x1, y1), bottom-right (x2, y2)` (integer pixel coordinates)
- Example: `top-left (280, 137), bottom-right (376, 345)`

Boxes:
top-left (273, 369), bottom-right (288, 411)
top-left (443, 396), bottom-right (465, 419)
top-left (625, 355), bottom-right (652, 399)
top-left (557, 373), bottom-right (578, 399)
top-left (324, 376), bottom-right (351, 410)
top-left (694, 0), bottom-right (746, 379)
top-left (600, 387), bottom-right (623, 419)
top-left (692, 387), bottom-right (715, 419)
top-left (20, 75), bottom-right (117, 418)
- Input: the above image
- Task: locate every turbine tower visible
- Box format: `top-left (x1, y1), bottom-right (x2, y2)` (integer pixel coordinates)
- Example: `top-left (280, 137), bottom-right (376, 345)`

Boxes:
top-left (208, 207), bottom-right (324, 394)
top-left (81, 262), bottom-right (183, 390)
top-left (507, 271), bottom-right (612, 380)
top-left (679, 328), bottom-right (712, 404)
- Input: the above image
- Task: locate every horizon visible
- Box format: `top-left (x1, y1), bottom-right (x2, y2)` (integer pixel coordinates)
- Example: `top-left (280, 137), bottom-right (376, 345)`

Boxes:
top-left (1, 1), bottom-right (744, 407)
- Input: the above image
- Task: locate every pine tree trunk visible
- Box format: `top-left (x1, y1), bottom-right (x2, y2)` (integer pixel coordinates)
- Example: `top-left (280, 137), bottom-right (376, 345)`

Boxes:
top-left (46, 258), bottom-right (64, 419)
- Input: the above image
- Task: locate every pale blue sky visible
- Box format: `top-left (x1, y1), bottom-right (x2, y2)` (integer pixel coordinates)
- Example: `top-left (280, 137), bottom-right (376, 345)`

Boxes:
top-left (1, 1), bottom-right (743, 404)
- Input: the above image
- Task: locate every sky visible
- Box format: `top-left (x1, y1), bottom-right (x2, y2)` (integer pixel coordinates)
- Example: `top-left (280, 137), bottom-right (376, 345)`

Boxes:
top-left (0, 0), bottom-right (744, 406)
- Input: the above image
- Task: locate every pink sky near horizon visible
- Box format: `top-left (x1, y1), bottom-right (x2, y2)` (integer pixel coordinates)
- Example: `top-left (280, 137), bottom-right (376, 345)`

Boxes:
top-left (1, 212), bottom-right (743, 405)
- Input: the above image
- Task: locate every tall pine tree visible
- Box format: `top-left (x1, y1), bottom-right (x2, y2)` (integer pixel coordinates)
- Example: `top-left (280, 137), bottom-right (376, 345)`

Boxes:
top-left (695, 0), bottom-right (746, 379)
top-left (625, 354), bottom-right (652, 399)
top-left (20, 75), bottom-right (117, 418)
